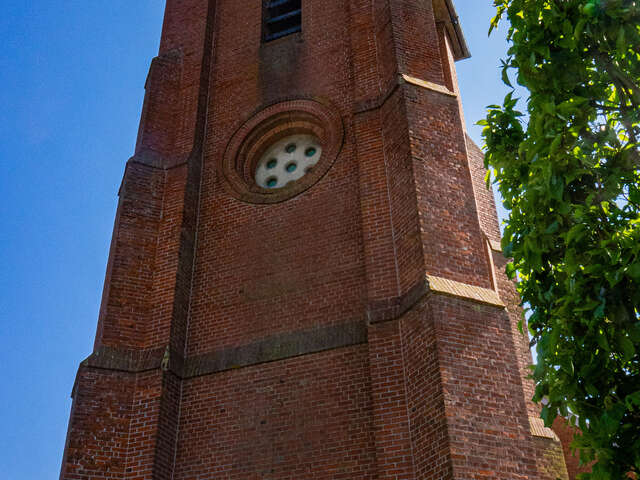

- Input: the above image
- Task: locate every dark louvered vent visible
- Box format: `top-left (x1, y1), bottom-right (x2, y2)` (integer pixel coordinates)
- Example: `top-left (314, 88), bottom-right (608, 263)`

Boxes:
top-left (263, 0), bottom-right (302, 42)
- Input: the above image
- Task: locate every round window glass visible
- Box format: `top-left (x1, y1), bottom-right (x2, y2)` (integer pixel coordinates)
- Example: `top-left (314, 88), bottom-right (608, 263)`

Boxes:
top-left (255, 134), bottom-right (322, 189)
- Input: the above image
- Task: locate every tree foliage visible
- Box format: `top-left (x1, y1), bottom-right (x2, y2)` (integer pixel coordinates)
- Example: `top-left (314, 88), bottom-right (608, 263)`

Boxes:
top-left (481, 0), bottom-right (640, 477)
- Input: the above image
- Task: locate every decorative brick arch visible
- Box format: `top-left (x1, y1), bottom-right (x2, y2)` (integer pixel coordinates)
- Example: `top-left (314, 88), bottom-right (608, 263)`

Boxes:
top-left (221, 99), bottom-right (344, 204)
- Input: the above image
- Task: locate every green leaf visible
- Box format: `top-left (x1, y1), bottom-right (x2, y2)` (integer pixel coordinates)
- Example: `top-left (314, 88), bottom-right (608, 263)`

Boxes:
top-left (583, 2), bottom-right (597, 17)
top-left (629, 324), bottom-right (640, 343)
top-left (586, 382), bottom-right (600, 397)
top-left (489, 14), bottom-right (500, 35)
top-left (506, 261), bottom-right (517, 279)
top-left (625, 391), bottom-right (640, 408)
top-left (627, 262), bottom-right (640, 281)
top-left (545, 221), bottom-right (560, 234)
top-left (502, 66), bottom-right (513, 88)
top-left (481, 1), bottom-right (640, 474)
top-left (574, 18), bottom-right (587, 42)
top-left (565, 224), bottom-right (586, 245)
top-left (596, 327), bottom-right (609, 348)
top-left (503, 241), bottom-right (514, 258)
top-left (618, 335), bottom-right (635, 362)
top-left (550, 175), bottom-right (563, 200)
top-left (616, 25), bottom-right (626, 55)
top-left (541, 405), bottom-right (556, 427)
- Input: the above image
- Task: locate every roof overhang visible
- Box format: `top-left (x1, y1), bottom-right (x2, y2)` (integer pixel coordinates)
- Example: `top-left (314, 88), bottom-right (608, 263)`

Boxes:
top-left (432, 0), bottom-right (471, 61)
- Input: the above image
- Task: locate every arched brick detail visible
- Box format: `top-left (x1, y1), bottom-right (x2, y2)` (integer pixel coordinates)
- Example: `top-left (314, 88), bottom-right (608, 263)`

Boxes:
top-left (221, 99), bottom-right (344, 204)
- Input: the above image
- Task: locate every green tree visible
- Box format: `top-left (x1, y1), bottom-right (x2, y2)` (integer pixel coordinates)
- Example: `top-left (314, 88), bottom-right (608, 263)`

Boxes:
top-left (480, 0), bottom-right (640, 477)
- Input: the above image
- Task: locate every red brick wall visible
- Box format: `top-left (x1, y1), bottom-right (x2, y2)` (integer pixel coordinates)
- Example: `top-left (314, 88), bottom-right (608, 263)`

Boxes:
top-left (387, 0), bottom-right (444, 84)
top-left (186, 0), bottom-right (367, 355)
top-left (173, 346), bottom-right (377, 480)
top-left (61, 369), bottom-right (135, 479)
top-left (400, 300), bottom-right (452, 480)
top-left (61, 1), bottom-right (572, 479)
top-left (368, 319), bottom-right (420, 480)
top-left (123, 371), bottom-right (165, 480)
top-left (534, 435), bottom-right (573, 480)
top-left (407, 85), bottom-right (492, 288)
top-left (154, 0), bottom-right (210, 157)
top-left (553, 417), bottom-right (592, 480)
top-left (429, 295), bottom-right (540, 479)
top-left (95, 162), bottom-right (165, 350)
top-left (466, 137), bottom-right (501, 243)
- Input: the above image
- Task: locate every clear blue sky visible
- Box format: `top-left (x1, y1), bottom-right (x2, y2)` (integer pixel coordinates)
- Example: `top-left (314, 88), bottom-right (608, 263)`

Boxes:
top-left (0, 2), bottom-right (515, 477)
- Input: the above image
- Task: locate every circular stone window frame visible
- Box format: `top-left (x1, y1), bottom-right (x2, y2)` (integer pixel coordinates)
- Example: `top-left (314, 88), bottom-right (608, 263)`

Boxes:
top-left (221, 99), bottom-right (344, 204)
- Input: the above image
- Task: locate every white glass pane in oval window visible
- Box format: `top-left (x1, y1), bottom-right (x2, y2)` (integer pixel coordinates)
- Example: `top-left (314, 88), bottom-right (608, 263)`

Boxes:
top-left (255, 134), bottom-right (322, 189)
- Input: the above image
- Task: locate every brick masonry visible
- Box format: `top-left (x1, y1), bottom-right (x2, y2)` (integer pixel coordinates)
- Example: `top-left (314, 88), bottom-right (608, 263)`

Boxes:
top-left (60, 1), bottom-right (574, 479)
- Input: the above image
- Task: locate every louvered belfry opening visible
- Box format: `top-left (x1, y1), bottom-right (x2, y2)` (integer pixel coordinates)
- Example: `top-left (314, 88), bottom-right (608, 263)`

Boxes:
top-left (263, 0), bottom-right (302, 42)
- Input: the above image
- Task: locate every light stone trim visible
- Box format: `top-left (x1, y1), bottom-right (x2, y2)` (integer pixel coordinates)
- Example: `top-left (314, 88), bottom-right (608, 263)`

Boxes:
top-left (529, 417), bottom-right (560, 441)
top-left (488, 238), bottom-right (503, 253)
top-left (400, 74), bottom-right (457, 97)
top-left (427, 275), bottom-right (505, 307)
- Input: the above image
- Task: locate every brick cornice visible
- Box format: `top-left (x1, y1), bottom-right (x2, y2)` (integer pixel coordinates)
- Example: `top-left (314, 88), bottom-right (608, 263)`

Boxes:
top-left (78, 321), bottom-right (367, 384)
top-left (400, 73), bottom-right (457, 97)
top-left (183, 321), bottom-right (366, 378)
top-left (127, 148), bottom-right (191, 170)
top-left (354, 81), bottom-right (400, 114)
top-left (367, 278), bottom-right (429, 324)
top-left (81, 345), bottom-right (167, 373)
top-left (529, 417), bottom-right (560, 441)
top-left (354, 74), bottom-right (456, 115)
top-left (488, 238), bottom-right (503, 253)
top-left (79, 270), bottom-right (506, 389)
top-left (427, 274), bottom-right (505, 307)
top-left (367, 273), bottom-right (505, 326)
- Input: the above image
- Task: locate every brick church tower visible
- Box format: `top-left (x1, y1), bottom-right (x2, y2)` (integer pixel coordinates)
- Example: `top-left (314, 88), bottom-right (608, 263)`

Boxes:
top-left (60, 1), bottom-right (573, 478)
